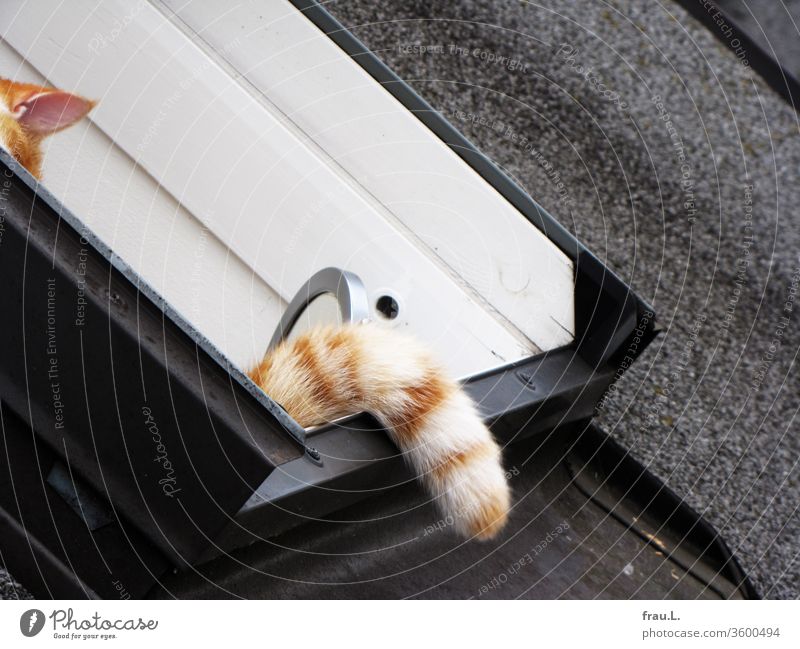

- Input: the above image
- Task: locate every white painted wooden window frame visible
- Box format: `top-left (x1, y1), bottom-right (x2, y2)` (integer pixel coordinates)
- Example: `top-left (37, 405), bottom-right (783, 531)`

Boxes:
top-left (0, 0), bottom-right (574, 378)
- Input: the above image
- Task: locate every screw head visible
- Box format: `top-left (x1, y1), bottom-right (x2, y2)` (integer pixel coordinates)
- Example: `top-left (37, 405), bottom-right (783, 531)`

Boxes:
top-left (517, 370), bottom-right (536, 389)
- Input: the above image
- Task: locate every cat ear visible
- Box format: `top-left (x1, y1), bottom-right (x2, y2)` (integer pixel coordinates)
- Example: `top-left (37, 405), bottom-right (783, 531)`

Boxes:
top-left (13, 89), bottom-right (94, 134)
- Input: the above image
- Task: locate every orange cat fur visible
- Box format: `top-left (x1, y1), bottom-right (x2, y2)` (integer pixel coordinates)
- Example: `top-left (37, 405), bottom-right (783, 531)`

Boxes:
top-left (1, 78), bottom-right (509, 540)
top-left (0, 77), bottom-right (95, 178)
top-left (249, 323), bottom-right (511, 540)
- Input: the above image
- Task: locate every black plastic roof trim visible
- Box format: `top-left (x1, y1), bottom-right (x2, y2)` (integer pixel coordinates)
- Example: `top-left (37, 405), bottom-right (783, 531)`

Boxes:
top-left (0, 154), bottom-right (301, 565)
top-left (673, 0), bottom-right (800, 113)
top-left (0, 150), bottom-right (310, 450)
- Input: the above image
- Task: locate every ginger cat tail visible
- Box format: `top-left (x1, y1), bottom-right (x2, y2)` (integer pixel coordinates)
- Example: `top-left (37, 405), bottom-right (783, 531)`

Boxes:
top-left (249, 323), bottom-right (511, 540)
top-left (0, 77), bottom-right (95, 178)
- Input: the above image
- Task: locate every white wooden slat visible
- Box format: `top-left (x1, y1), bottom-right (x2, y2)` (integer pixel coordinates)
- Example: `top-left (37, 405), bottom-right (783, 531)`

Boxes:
top-left (0, 39), bottom-right (286, 371)
top-left (158, 0), bottom-right (576, 350)
top-left (1, 0), bottom-right (537, 377)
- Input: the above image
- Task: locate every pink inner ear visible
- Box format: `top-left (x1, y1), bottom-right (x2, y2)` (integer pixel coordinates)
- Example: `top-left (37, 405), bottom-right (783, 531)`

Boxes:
top-left (15, 91), bottom-right (92, 134)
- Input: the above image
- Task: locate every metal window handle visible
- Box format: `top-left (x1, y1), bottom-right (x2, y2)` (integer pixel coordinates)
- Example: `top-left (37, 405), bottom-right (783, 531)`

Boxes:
top-left (268, 266), bottom-right (371, 351)
top-left (266, 267), bottom-right (370, 465)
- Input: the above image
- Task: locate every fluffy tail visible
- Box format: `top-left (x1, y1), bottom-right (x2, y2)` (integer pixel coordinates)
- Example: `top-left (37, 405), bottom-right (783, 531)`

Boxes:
top-left (249, 323), bottom-right (510, 540)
